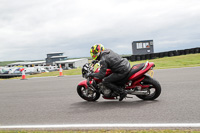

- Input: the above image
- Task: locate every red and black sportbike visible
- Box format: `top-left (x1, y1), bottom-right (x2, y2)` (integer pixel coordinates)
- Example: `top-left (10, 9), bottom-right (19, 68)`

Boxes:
top-left (77, 61), bottom-right (161, 101)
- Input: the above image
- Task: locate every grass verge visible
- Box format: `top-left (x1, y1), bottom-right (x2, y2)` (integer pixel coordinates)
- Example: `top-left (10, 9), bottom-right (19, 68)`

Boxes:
top-left (129, 53), bottom-right (200, 69)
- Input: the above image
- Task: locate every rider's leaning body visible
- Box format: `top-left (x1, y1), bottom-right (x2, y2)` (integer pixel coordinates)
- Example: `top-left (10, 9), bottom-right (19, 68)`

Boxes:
top-left (87, 44), bottom-right (131, 101)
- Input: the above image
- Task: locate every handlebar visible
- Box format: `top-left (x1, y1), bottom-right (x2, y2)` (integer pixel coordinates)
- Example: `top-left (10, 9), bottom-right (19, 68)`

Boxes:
top-left (82, 61), bottom-right (99, 79)
top-left (92, 60), bottom-right (99, 65)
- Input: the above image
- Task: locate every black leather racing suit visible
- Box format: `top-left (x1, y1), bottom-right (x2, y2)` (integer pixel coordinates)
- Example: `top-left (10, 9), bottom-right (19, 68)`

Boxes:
top-left (91, 49), bottom-right (131, 94)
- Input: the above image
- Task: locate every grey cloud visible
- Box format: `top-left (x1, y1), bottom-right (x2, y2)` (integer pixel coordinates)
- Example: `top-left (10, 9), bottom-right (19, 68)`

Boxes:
top-left (0, 0), bottom-right (200, 61)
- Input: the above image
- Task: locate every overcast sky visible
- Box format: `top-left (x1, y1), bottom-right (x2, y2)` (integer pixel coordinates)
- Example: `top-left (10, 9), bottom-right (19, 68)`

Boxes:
top-left (0, 0), bottom-right (200, 61)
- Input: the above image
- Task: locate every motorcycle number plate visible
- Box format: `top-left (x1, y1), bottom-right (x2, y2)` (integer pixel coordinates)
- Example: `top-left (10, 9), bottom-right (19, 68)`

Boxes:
top-left (148, 70), bottom-right (154, 77)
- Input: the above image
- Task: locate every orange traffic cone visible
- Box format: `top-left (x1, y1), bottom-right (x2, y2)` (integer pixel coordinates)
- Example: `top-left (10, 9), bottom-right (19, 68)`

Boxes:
top-left (58, 65), bottom-right (64, 77)
top-left (20, 68), bottom-right (27, 80)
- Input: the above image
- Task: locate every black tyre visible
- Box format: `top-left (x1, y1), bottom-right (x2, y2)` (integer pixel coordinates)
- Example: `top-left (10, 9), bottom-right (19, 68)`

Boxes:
top-left (77, 85), bottom-right (100, 101)
top-left (136, 76), bottom-right (161, 100)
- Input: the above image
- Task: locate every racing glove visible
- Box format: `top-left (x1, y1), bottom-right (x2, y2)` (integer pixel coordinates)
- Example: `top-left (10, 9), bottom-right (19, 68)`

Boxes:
top-left (85, 73), bottom-right (93, 78)
top-left (92, 60), bottom-right (98, 64)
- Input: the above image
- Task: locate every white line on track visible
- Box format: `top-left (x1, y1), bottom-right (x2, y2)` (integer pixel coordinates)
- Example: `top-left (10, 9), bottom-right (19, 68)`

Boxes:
top-left (0, 123), bottom-right (200, 129)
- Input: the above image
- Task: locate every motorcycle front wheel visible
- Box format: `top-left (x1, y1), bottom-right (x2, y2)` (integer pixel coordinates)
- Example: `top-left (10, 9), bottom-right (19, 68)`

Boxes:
top-left (136, 76), bottom-right (161, 100)
top-left (77, 85), bottom-right (100, 101)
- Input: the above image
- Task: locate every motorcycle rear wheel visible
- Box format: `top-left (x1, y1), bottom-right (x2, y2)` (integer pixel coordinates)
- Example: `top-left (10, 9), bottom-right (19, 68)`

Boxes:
top-left (77, 85), bottom-right (100, 101)
top-left (136, 76), bottom-right (161, 100)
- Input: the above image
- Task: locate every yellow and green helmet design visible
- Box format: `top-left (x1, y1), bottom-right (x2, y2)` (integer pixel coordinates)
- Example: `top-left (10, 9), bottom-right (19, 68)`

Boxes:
top-left (90, 44), bottom-right (105, 60)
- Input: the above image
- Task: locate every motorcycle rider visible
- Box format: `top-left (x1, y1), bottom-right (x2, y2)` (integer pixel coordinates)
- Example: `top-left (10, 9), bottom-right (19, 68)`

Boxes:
top-left (86, 44), bottom-right (131, 101)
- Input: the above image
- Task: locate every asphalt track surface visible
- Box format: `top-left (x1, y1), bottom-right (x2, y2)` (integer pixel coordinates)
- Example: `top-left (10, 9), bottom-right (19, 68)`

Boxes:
top-left (0, 67), bottom-right (200, 129)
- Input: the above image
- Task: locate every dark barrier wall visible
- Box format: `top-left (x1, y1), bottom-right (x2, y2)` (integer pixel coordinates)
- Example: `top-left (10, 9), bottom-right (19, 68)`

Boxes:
top-left (124, 47), bottom-right (200, 61)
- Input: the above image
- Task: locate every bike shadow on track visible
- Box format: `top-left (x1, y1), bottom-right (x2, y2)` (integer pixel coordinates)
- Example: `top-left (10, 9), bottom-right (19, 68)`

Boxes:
top-left (68, 100), bottom-right (159, 114)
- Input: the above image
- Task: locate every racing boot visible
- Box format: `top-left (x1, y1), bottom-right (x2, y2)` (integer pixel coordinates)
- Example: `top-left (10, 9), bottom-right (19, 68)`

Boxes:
top-left (119, 89), bottom-right (127, 101)
top-left (102, 82), bottom-right (127, 101)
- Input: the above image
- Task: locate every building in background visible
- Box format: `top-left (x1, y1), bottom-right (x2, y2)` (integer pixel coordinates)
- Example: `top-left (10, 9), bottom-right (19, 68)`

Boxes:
top-left (7, 52), bottom-right (88, 69)
top-left (55, 58), bottom-right (88, 69)
top-left (132, 40), bottom-right (154, 55)
top-left (46, 52), bottom-right (67, 66)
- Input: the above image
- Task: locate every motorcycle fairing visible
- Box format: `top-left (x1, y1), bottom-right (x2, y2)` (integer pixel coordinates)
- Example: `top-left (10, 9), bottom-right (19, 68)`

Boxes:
top-left (94, 68), bottom-right (112, 77)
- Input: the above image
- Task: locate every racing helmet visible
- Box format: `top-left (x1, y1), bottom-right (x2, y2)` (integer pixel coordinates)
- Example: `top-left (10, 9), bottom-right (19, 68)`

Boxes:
top-left (90, 44), bottom-right (105, 60)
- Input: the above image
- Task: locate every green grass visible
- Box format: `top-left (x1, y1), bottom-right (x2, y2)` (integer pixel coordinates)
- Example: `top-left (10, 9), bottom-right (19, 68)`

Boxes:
top-left (129, 53), bottom-right (200, 69)
top-left (0, 129), bottom-right (200, 133)
top-left (1, 53), bottom-right (200, 80)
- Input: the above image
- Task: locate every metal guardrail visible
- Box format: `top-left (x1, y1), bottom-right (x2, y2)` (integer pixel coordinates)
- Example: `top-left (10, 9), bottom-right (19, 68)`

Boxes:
top-left (124, 47), bottom-right (200, 61)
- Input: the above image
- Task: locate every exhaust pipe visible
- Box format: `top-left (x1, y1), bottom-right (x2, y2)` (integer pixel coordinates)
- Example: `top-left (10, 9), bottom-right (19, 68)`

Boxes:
top-left (127, 90), bottom-right (149, 95)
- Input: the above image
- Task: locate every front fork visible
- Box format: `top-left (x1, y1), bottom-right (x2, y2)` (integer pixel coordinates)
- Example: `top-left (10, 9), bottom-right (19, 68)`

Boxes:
top-left (78, 79), bottom-right (96, 97)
